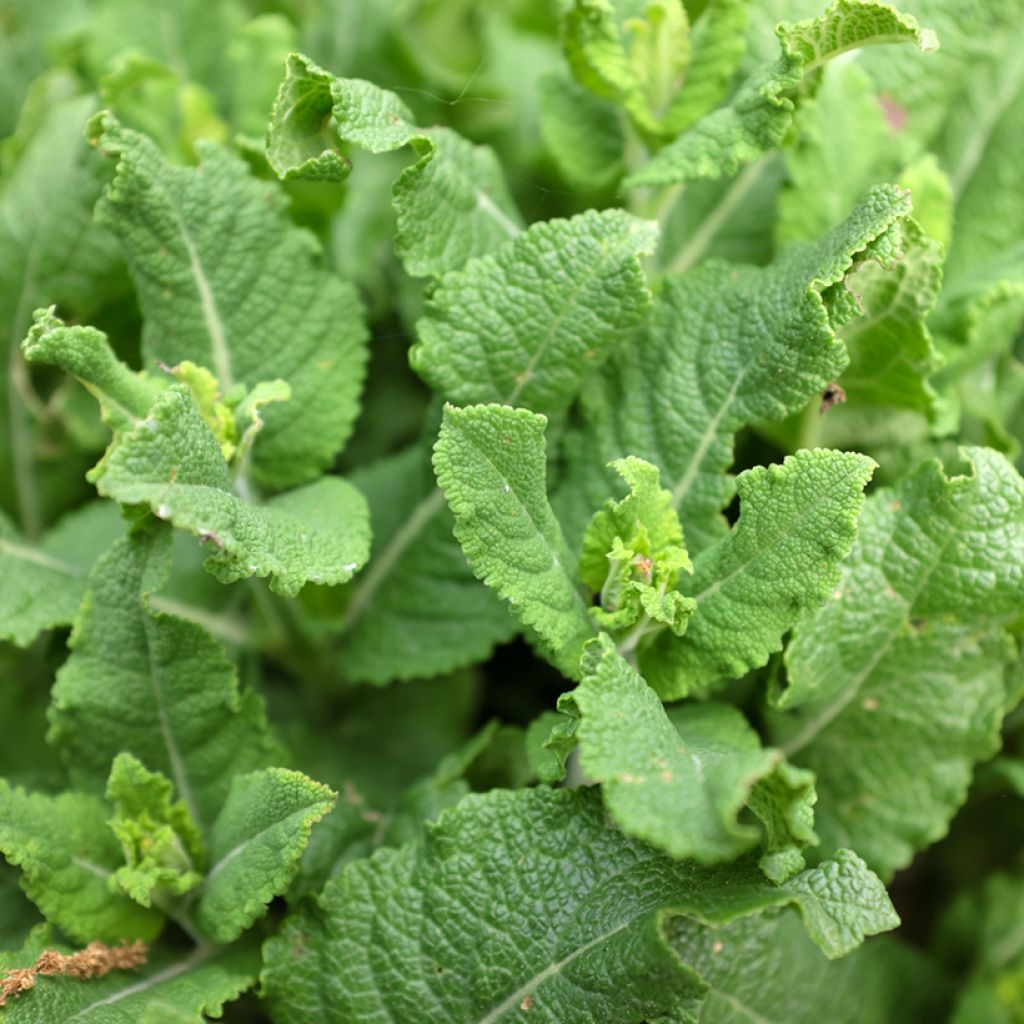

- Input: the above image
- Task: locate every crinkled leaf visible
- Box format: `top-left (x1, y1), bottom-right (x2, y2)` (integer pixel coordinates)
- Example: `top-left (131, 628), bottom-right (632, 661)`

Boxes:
top-left (557, 185), bottom-right (910, 555)
top-left (410, 209), bottom-right (657, 416)
top-left (0, 924), bottom-right (257, 1022)
top-left (24, 312), bottom-right (371, 596)
top-left (49, 523), bottom-right (277, 833)
top-left (434, 404), bottom-right (594, 679)
top-left (0, 784), bottom-right (161, 945)
top-left (560, 635), bottom-right (816, 874)
top-left (562, 0), bottom-right (691, 141)
top-left (196, 768), bottom-right (334, 944)
top-left (627, 0), bottom-right (936, 187)
top-left (267, 54), bottom-right (522, 277)
top-left (261, 787), bottom-right (897, 1024)
top-left (89, 112), bottom-right (368, 489)
top-left (580, 457), bottom-right (694, 636)
top-left (641, 449), bottom-right (875, 700)
top-left (771, 448), bottom-right (1024, 877)
top-left (340, 445), bottom-right (516, 685)
top-left (668, 910), bottom-right (942, 1023)
top-left (0, 500), bottom-right (123, 647)
top-left (105, 755), bottom-right (203, 910)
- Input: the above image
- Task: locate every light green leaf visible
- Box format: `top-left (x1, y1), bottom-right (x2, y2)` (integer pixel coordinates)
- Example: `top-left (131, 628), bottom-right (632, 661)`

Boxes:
top-left (267, 53), bottom-right (522, 277)
top-left (84, 0), bottom-right (245, 106)
top-left (0, 924), bottom-right (257, 1022)
top-left (536, 70), bottom-right (625, 191)
top-left (49, 523), bottom-right (277, 833)
top-left (0, 500), bottom-right (123, 647)
top-left (626, 0), bottom-right (936, 187)
top-left (771, 448), bottom-right (1024, 877)
top-left (556, 185), bottom-right (910, 555)
top-left (640, 449), bottom-right (874, 699)
top-left (831, 219), bottom-right (944, 417)
top-left (580, 457), bottom-right (694, 636)
top-left (0, 784), bottom-right (162, 945)
top-left (563, 0), bottom-right (691, 140)
top-left (261, 787), bottom-right (897, 1024)
top-left (23, 316), bottom-right (372, 595)
top-left (0, 91), bottom-right (122, 537)
top-left (89, 112), bottom-right (368, 490)
top-left (433, 404), bottom-right (595, 679)
top-left (561, 635), bottom-right (817, 873)
top-left (341, 444), bottom-right (516, 685)
top-left (411, 209), bottom-right (657, 416)
top-left (105, 755), bottom-right (203, 910)
top-left (667, 0), bottom-right (750, 132)
top-left (776, 62), bottom-right (898, 245)
top-left (197, 768), bottom-right (334, 944)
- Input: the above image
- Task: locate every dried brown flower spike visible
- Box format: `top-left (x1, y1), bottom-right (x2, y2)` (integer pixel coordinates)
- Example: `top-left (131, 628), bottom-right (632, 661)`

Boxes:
top-left (0, 940), bottom-right (148, 1008)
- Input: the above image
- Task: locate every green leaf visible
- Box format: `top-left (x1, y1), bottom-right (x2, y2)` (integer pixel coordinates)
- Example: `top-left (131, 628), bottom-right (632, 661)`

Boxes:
top-left (410, 209), bottom-right (657, 416)
top-left (433, 404), bottom-right (595, 678)
top-left (0, 91), bottom-right (122, 537)
top-left (196, 768), bottom-right (334, 944)
top-left (667, 910), bottom-right (942, 1023)
top-left (831, 219), bottom-right (944, 417)
top-left (261, 787), bottom-right (897, 1024)
top-left (0, 784), bottom-right (162, 944)
top-left (556, 185), bottom-right (910, 555)
top-left (267, 53), bottom-right (522, 277)
top-left (770, 448), bottom-right (1024, 877)
top-left (49, 523), bottom-right (277, 833)
top-left (536, 70), bottom-right (625, 191)
top-left (562, 0), bottom-right (692, 141)
top-left (639, 449), bottom-right (875, 699)
top-left (626, 0), bottom-right (936, 187)
top-left (0, 500), bottom-right (123, 647)
top-left (561, 635), bottom-right (817, 874)
top-left (580, 457), bottom-right (694, 636)
top-left (88, 112), bottom-right (368, 490)
top-left (0, 924), bottom-right (258, 1022)
top-left (105, 754), bottom-right (203, 910)
top-left (23, 316), bottom-right (371, 595)
top-left (341, 444), bottom-right (516, 684)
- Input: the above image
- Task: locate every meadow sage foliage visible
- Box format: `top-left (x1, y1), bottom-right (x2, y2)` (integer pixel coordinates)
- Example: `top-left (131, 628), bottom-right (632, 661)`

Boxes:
top-left (0, 0), bottom-right (1022, 1021)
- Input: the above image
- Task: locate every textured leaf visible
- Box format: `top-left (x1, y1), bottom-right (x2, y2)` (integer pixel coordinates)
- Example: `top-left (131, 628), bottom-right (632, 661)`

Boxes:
top-left (0, 92), bottom-right (122, 536)
top-left (197, 769), bottom-right (334, 944)
top-left (0, 924), bottom-right (257, 1022)
top-left (0, 784), bottom-right (161, 944)
top-left (770, 448), bottom-right (1024, 877)
top-left (261, 787), bottom-right (897, 1024)
top-left (267, 53), bottom-right (521, 277)
top-left (562, 0), bottom-right (691, 140)
top-left (434, 404), bottom-right (594, 678)
top-left (580, 457), bottom-right (694, 636)
top-left (105, 755), bottom-right (203, 910)
top-left (668, 911), bottom-right (942, 1023)
top-left (626, 0), bottom-right (936, 187)
top-left (410, 209), bottom-right (657, 416)
top-left (536, 70), bottom-right (625, 191)
top-left (560, 635), bottom-right (817, 874)
top-left (639, 449), bottom-right (875, 699)
top-left (556, 185), bottom-right (910, 555)
top-left (0, 501), bottom-right (123, 647)
top-left (340, 444), bottom-right (515, 685)
top-left (24, 312), bottom-right (371, 596)
top-left (89, 112), bottom-right (368, 490)
top-left (831, 220), bottom-right (944, 417)
top-left (49, 523), bottom-right (277, 833)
